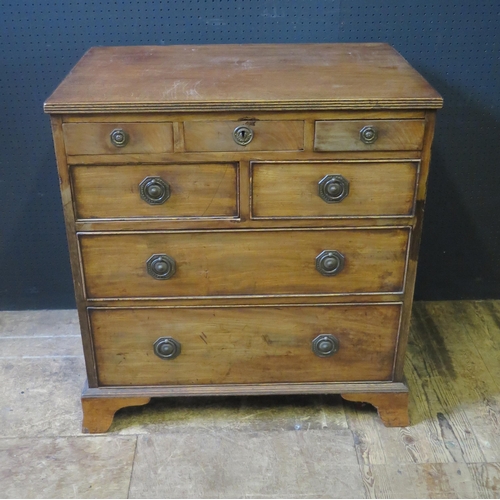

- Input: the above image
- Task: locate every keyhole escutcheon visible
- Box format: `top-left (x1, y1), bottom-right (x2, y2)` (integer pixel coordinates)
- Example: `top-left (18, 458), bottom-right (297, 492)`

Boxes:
top-left (233, 125), bottom-right (254, 146)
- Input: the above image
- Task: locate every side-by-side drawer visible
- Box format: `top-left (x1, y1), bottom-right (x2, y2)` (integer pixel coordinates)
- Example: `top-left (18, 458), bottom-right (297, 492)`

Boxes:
top-left (63, 122), bottom-right (174, 155)
top-left (90, 304), bottom-right (401, 386)
top-left (252, 161), bottom-right (419, 218)
top-left (184, 120), bottom-right (304, 152)
top-left (314, 120), bottom-right (425, 151)
top-left (71, 163), bottom-right (238, 220)
top-left (79, 228), bottom-right (410, 299)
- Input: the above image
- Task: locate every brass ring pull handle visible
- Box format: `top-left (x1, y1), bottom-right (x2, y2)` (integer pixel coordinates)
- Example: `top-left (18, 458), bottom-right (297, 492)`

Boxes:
top-left (359, 125), bottom-right (378, 144)
top-left (154, 337), bottom-right (181, 360)
top-left (139, 176), bottom-right (171, 205)
top-left (110, 128), bottom-right (129, 147)
top-left (312, 334), bottom-right (339, 357)
top-left (233, 125), bottom-right (254, 146)
top-left (318, 174), bottom-right (349, 203)
top-left (147, 254), bottom-right (176, 280)
top-left (316, 250), bottom-right (345, 276)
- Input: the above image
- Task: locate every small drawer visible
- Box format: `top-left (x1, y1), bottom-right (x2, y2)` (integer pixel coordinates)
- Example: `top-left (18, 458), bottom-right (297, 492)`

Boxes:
top-left (314, 119), bottom-right (425, 151)
top-left (90, 304), bottom-right (401, 386)
top-left (63, 122), bottom-right (174, 155)
top-left (79, 228), bottom-right (409, 299)
top-left (184, 120), bottom-right (304, 152)
top-left (251, 161), bottom-right (419, 218)
top-left (71, 163), bottom-right (238, 220)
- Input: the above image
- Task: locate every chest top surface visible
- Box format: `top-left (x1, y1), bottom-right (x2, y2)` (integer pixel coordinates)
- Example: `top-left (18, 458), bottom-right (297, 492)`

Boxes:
top-left (44, 43), bottom-right (442, 113)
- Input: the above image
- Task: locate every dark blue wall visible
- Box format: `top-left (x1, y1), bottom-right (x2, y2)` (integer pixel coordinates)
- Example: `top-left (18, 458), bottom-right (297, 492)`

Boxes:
top-left (1, 1), bottom-right (499, 309)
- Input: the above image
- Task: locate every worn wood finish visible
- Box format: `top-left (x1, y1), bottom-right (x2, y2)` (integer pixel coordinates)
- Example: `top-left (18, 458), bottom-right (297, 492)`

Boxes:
top-left (63, 122), bottom-right (174, 155)
top-left (66, 150), bottom-right (422, 166)
top-left (79, 228), bottom-right (410, 299)
top-left (45, 43), bottom-right (441, 431)
top-left (406, 302), bottom-right (498, 462)
top-left (393, 111), bottom-right (437, 381)
top-left (341, 301), bottom-right (495, 483)
top-left (81, 396), bottom-right (150, 433)
top-left (44, 44), bottom-right (442, 113)
top-left (90, 304), bottom-right (401, 386)
top-left (252, 161), bottom-right (419, 218)
top-left (75, 217), bottom-right (416, 233)
top-left (314, 119), bottom-right (425, 152)
top-left (4, 304), bottom-right (499, 495)
top-left (49, 116), bottom-right (99, 387)
top-left (62, 109), bottom-right (427, 123)
top-left (84, 295), bottom-right (404, 308)
top-left (82, 380), bottom-right (409, 398)
top-left (184, 120), bottom-right (304, 152)
top-left (71, 163), bottom-right (238, 220)
top-left (341, 392), bottom-right (410, 427)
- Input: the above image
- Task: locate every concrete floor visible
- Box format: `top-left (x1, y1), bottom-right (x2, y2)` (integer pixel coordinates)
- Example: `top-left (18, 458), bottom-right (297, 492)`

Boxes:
top-left (0, 301), bottom-right (499, 498)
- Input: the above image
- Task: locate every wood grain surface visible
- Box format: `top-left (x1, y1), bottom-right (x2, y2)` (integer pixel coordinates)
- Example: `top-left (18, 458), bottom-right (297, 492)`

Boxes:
top-left (63, 122), bottom-right (173, 155)
top-left (45, 43), bottom-right (443, 435)
top-left (184, 120), bottom-right (304, 152)
top-left (340, 301), bottom-right (499, 498)
top-left (4, 302), bottom-right (499, 497)
top-left (49, 116), bottom-right (99, 386)
top-left (82, 381), bottom-right (409, 399)
top-left (79, 228), bottom-right (410, 299)
top-left (393, 111), bottom-right (437, 380)
top-left (44, 44), bottom-right (443, 113)
top-left (89, 304), bottom-right (401, 386)
top-left (252, 161), bottom-right (418, 218)
top-left (61, 109), bottom-right (426, 123)
top-left (314, 119), bottom-right (425, 151)
top-left (341, 392), bottom-right (409, 427)
top-left (81, 397), bottom-right (150, 433)
top-left (71, 163), bottom-right (238, 220)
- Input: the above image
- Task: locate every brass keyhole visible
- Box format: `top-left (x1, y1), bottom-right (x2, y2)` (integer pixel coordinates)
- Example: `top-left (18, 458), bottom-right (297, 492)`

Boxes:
top-left (233, 125), bottom-right (254, 146)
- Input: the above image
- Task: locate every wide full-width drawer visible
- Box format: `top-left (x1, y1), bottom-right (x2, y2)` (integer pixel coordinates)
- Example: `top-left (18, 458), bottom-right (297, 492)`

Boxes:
top-left (63, 122), bottom-right (174, 155)
top-left (251, 161), bottom-right (419, 218)
top-left (90, 304), bottom-right (401, 386)
top-left (314, 119), bottom-right (425, 152)
top-left (71, 163), bottom-right (238, 220)
top-left (184, 120), bottom-right (304, 152)
top-left (79, 228), bottom-right (410, 299)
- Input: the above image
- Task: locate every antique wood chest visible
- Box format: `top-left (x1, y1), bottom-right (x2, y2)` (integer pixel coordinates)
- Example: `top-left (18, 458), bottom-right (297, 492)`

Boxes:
top-left (44, 43), bottom-right (442, 432)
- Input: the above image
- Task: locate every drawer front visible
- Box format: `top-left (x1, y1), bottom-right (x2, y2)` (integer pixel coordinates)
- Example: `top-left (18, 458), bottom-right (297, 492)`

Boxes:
top-left (80, 229), bottom-right (409, 299)
top-left (63, 122), bottom-right (174, 155)
top-left (90, 304), bottom-right (401, 386)
top-left (184, 120), bottom-right (304, 152)
top-left (72, 163), bottom-right (238, 220)
top-left (314, 120), bottom-right (425, 151)
top-left (252, 161), bottom-right (418, 218)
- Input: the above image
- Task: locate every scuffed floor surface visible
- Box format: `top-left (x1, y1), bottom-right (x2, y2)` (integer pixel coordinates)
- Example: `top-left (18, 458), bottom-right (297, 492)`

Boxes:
top-left (0, 302), bottom-right (499, 498)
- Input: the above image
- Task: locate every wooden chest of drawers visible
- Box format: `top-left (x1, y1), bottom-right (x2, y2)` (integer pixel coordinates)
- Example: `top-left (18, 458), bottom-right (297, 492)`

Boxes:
top-left (45, 43), bottom-right (442, 433)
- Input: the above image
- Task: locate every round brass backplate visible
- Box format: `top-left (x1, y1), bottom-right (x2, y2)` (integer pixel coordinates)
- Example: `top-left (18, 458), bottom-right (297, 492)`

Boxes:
top-left (312, 334), bottom-right (339, 357)
top-left (110, 128), bottom-right (129, 147)
top-left (153, 337), bottom-right (181, 360)
top-left (233, 125), bottom-right (254, 146)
